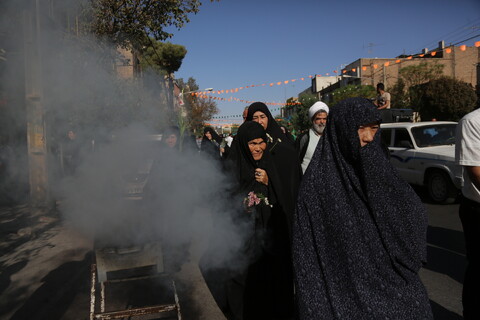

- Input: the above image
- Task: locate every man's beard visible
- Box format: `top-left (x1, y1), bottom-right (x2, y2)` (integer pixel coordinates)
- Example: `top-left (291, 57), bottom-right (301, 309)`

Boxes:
top-left (313, 123), bottom-right (325, 135)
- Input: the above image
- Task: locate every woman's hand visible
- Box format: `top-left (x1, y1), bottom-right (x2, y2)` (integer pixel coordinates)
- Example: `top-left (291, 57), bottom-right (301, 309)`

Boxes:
top-left (255, 168), bottom-right (268, 185)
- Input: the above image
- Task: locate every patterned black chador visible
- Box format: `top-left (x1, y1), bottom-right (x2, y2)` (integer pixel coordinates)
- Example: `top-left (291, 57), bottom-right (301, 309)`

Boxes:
top-left (293, 98), bottom-right (433, 319)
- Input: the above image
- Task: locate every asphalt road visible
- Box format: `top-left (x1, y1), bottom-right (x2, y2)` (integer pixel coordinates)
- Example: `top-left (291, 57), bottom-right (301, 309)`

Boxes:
top-left (0, 188), bottom-right (468, 320)
top-left (416, 187), bottom-right (465, 319)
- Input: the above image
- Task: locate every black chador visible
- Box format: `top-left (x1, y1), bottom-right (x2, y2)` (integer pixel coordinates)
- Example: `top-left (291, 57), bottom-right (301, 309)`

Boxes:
top-left (293, 98), bottom-right (433, 319)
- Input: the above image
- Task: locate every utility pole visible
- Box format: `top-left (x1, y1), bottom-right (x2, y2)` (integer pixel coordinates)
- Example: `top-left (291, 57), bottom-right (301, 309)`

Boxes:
top-left (23, 0), bottom-right (51, 207)
top-left (383, 65), bottom-right (386, 86)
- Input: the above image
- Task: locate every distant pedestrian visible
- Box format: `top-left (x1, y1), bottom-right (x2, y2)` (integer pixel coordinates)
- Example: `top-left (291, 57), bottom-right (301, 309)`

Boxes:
top-left (293, 97), bottom-right (432, 319)
top-left (242, 106), bottom-right (249, 122)
top-left (200, 127), bottom-right (224, 160)
top-left (455, 107), bottom-right (480, 320)
top-left (163, 126), bottom-right (181, 150)
top-left (225, 134), bottom-right (234, 148)
top-left (62, 129), bottom-right (82, 176)
top-left (279, 125), bottom-right (295, 143)
top-left (295, 101), bottom-right (329, 174)
top-left (373, 82), bottom-right (391, 109)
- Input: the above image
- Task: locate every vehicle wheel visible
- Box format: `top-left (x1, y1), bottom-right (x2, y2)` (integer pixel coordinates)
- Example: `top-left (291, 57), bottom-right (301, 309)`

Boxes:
top-left (426, 170), bottom-right (458, 204)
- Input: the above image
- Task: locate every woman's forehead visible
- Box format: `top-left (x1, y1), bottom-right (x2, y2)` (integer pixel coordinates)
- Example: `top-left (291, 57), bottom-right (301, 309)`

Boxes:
top-left (253, 111), bottom-right (266, 116)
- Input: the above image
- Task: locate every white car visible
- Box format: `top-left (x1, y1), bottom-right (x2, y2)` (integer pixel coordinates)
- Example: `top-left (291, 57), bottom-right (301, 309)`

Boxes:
top-left (380, 121), bottom-right (461, 203)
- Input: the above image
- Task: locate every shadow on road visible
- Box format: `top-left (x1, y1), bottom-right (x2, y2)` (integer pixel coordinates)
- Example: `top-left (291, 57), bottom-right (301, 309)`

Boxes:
top-left (424, 226), bottom-right (466, 284)
top-left (411, 185), bottom-right (460, 206)
top-left (428, 226), bottom-right (465, 255)
top-left (6, 252), bottom-right (92, 320)
top-left (430, 300), bottom-right (463, 320)
top-left (0, 260), bottom-right (28, 296)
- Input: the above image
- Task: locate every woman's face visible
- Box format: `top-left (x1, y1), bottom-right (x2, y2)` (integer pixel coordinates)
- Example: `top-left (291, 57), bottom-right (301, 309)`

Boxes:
top-left (252, 111), bottom-right (268, 130)
top-left (248, 138), bottom-right (267, 161)
top-left (205, 131), bottom-right (212, 140)
top-left (165, 134), bottom-right (177, 148)
top-left (358, 122), bottom-right (380, 147)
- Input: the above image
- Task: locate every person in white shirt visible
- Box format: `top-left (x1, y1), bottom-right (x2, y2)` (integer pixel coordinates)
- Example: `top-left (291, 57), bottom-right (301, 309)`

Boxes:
top-left (374, 83), bottom-right (391, 110)
top-left (455, 107), bottom-right (480, 320)
top-left (224, 133), bottom-right (233, 147)
top-left (295, 101), bottom-right (329, 174)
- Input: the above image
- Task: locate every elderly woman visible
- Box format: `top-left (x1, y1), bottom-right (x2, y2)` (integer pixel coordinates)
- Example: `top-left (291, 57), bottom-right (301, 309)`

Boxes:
top-left (202, 121), bottom-right (294, 319)
top-left (246, 102), bottom-right (301, 235)
top-left (293, 97), bottom-right (432, 319)
top-left (229, 121), bottom-right (294, 319)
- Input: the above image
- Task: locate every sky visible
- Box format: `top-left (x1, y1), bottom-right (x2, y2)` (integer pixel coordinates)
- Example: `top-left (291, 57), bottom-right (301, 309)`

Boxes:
top-left (167, 0), bottom-right (480, 124)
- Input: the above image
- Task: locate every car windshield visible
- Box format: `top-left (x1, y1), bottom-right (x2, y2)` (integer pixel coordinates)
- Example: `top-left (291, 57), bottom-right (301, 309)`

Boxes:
top-left (411, 124), bottom-right (456, 147)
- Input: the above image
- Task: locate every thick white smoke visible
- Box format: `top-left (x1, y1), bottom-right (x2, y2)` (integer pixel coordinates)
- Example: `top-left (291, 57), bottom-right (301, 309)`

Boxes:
top-left (1, 0), bottom-right (249, 272)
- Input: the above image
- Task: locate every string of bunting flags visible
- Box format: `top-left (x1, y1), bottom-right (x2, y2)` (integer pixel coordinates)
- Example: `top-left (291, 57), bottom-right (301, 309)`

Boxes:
top-left (210, 105), bottom-right (288, 120)
top-left (193, 41), bottom-right (480, 98)
top-left (198, 41), bottom-right (480, 120)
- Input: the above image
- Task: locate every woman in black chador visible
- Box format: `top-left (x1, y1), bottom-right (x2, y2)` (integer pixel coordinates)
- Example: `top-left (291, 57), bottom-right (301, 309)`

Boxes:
top-left (200, 127), bottom-right (223, 160)
top-left (246, 102), bottom-right (301, 234)
top-left (224, 120), bottom-right (294, 320)
top-left (293, 97), bottom-right (433, 319)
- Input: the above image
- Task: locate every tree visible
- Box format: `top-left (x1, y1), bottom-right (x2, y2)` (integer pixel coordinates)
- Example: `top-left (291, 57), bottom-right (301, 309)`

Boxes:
top-left (138, 39), bottom-right (187, 115)
top-left (390, 62), bottom-right (444, 108)
top-left (416, 77), bottom-right (477, 121)
top-left (291, 93), bottom-right (318, 133)
top-left (188, 96), bottom-right (219, 134)
top-left (89, 0), bottom-right (218, 50)
top-left (176, 77), bottom-right (218, 135)
top-left (330, 84), bottom-right (376, 105)
top-left (139, 40), bottom-right (187, 75)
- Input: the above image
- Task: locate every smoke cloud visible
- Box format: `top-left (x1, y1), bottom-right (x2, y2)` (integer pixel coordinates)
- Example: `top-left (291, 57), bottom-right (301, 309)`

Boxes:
top-left (0, 0), bottom-right (249, 273)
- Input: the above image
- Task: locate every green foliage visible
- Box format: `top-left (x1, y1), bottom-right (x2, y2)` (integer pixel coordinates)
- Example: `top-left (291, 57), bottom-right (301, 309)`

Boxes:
top-left (291, 93), bottom-right (318, 133)
top-left (90, 0), bottom-right (218, 49)
top-left (330, 84), bottom-right (376, 105)
top-left (139, 40), bottom-right (187, 75)
top-left (390, 62), bottom-right (444, 108)
top-left (230, 124), bottom-right (240, 135)
top-left (416, 77), bottom-right (477, 121)
top-left (398, 62), bottom-right (444, 87)
top-left (389, 78), bottom-right (408, 108)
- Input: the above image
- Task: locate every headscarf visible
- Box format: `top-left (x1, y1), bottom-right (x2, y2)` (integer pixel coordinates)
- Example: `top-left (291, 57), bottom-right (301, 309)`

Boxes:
top-left (227, 121), bottom-right (269, 193)
top-left (280, 125), bottom-right (295, 143)
top-left (293, 97), bottom-right (432, 319)
top-left (246, 102), bottom-right (285, 141)
top-left (202, 127), bottom-right (222, 144)
top-left (246, 102), bottom-right (301, 233)
top-left (163, 125), bottom-right (180, 149)
top-left (201, 127), bottom-right (222, 159)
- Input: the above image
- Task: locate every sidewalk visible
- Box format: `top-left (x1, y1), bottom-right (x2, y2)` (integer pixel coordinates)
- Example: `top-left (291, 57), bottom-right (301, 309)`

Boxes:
top-left (0, 203), bottom-right (93, 320)
top-left (0, 204), bottom-right (226, 320)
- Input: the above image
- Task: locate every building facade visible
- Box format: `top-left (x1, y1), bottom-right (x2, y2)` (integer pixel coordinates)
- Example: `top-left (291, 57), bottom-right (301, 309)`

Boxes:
top-left (316, 43), bottom-right (480, 104)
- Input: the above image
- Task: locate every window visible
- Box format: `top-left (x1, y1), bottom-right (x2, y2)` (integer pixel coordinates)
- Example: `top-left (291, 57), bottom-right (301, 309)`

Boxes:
top-left (393, 129), bottom-right (413, 148)
top-left (381, 129), bottom-right (392, 147)
top-left (411, 124), bottom-right (456, 147)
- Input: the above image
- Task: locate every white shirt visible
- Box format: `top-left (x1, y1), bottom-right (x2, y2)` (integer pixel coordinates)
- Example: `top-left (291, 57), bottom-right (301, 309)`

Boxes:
top-left (455, 108), bottom-right (480, 203)
top-left (301, 129), bottom-right (321, 174)
top-left (225, 136), bottom-right (234, 147)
